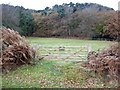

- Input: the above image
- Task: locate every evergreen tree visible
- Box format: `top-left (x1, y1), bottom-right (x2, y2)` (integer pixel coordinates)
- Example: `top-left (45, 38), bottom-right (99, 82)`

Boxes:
top-left (57, 7), bottom-right (65, 18)
top-left (19, 7), bottom-right (34, 36)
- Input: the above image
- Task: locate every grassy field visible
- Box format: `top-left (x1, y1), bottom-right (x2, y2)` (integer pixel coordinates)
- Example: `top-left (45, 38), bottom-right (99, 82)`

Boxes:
top-left (27, 37), bottom-right (114, 50)
top-left (2, 37), bottom-right (116, 88)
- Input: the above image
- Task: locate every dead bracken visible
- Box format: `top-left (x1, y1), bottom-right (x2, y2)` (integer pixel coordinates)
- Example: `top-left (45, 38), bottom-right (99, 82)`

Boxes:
top-left (0, 26), bottom-right (35, 73)
top-left (82, 44), bottom-right (120, 84)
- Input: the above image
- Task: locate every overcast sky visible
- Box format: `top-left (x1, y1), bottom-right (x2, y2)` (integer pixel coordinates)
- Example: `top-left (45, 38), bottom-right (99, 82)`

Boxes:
top-left (0, 0), bottom-right (119, 10)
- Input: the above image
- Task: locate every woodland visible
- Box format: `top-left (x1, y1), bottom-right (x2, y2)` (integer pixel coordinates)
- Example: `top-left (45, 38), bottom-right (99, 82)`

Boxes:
top-left (1, 2), bottom-right (119, 40)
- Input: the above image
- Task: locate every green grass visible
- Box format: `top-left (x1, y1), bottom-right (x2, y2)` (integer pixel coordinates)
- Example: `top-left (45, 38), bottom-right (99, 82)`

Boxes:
top-left (2, 37), bottom-right (116, 88)
top-left (27, 37), bottom-right (114, 50)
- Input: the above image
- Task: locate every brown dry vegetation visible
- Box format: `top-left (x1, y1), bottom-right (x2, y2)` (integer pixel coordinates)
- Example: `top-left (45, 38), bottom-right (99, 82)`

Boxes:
top-left (0, 26), bottom-right (35, 73)
top-left (82, 44), bottom-right (120, 85)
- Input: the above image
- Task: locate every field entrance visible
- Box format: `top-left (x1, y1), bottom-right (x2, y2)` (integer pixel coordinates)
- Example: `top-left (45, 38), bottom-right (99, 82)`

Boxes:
top-left (3, 38), bottom-right (115, 88)
top-left (33, 44), bottom-right (92, 61)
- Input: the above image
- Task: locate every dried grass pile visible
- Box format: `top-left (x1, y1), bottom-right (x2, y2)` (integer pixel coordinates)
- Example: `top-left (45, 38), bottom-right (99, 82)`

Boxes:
top-left (0, 26), bottom-right (35, 72)
top-left (82, 45), bottom-right (120, 83)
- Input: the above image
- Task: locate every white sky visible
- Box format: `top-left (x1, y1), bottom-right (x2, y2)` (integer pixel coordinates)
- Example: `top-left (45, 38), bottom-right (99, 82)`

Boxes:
top-left (0, 0), bottom-right (119, 10)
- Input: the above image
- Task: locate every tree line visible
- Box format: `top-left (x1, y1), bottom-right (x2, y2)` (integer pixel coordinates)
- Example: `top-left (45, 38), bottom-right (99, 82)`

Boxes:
top-left (1, 3), bottom-right (119, 40)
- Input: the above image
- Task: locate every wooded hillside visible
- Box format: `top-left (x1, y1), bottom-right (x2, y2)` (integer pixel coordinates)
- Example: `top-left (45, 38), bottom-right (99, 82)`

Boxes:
top-left (1, 3), bottom-right (119, 40)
